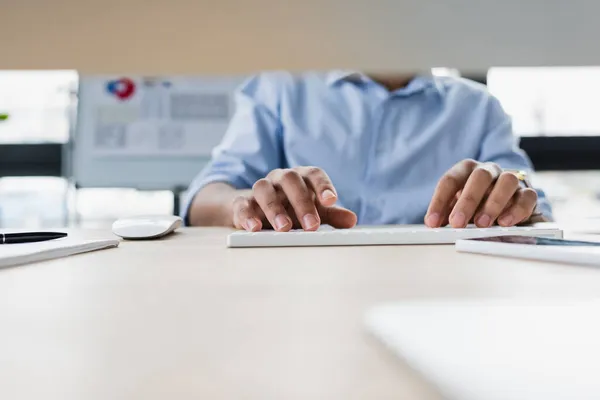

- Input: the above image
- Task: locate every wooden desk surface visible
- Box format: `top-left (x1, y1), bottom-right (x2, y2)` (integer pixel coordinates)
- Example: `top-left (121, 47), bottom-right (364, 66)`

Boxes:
top-left (1, 227), bottom-right (600, 400)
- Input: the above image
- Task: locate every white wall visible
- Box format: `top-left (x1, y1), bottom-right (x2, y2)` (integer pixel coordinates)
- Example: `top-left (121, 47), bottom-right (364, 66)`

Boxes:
top-left (0, 0), bottom-right (598, 74)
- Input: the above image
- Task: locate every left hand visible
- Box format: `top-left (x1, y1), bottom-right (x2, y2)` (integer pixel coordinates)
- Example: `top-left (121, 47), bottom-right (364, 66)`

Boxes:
top-left (424, 159), bottom-right (541, 228)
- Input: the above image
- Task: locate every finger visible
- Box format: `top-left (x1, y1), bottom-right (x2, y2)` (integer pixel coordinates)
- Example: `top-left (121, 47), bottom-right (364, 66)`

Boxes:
top-left (252, 178), bottom-right (293, 232)
top-left (497, 188), bottom-right (538, 227)
top-left (232, 196), bottom-right (263, 231)
top-left (450, 163), bottom-right (502, 228)
top-left (277, 170), bottom-right (321, 231)
top-left (299, 166), bottom-right (338, 206)
top-left (439, 195), bottom-right (459, 227)
top-left (425, 159), bottom-right (478, 228)
top-left (319, 204), bottom-right (358, 228)
top-left (474, 171), bottom-right (520, 227)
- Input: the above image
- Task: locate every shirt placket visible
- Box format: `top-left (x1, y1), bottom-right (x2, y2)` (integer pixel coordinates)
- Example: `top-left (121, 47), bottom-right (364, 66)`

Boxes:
top-left (359, 93), bottom-right (389, 224)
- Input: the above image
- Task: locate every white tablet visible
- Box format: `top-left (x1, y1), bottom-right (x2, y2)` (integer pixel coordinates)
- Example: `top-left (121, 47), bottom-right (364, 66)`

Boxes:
top-left (456, 235), bottom-right (600, 267)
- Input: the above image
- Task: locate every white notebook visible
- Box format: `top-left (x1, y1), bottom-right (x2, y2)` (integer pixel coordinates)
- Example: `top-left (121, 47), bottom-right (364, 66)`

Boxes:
top-left (227, 223), bottom-right (563, 248)
top-left (0, 237), bottom-right (120, 269)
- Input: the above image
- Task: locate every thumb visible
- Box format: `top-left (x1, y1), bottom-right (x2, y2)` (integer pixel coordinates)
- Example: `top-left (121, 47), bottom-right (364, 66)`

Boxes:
top-left (319, 205), bottom-right (357, 229)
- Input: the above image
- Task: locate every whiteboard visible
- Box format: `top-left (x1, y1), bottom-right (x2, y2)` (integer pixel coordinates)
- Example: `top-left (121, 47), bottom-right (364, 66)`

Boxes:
top-left (72, 75), bottom-right (248, 190)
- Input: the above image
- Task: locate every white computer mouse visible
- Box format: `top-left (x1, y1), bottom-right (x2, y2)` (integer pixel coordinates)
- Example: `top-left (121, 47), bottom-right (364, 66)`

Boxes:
top-left (111, 215), bottom-right (183, 240)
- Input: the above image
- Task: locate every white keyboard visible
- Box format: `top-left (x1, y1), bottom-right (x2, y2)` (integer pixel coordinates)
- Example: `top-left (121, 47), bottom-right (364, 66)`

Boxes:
top-left (226, 223), bottom-right (563, 248)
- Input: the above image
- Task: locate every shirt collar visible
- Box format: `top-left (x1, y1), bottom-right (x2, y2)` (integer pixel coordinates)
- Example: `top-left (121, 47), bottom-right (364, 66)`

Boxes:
top-left (326, 70), bottom-right (444, 97)
top-left (326, 70), bottom-right (366, 86)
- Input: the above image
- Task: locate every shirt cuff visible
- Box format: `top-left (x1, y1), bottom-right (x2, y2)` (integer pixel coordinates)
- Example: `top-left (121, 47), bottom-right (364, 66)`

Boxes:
top-left (535, 202), bottom-right (554, 222)
top-left (533, 190), bottom-right (554, 222)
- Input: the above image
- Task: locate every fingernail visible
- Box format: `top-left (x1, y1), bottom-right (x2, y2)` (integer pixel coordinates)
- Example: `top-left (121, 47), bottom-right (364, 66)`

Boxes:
top-left (246, 218), bottom-right (259, 231)
top-left (321, 189), bottom-right (336, 201)
top-left (477, 214), bottom-right (491, 227)
top-left (426, 213), bottom-right (440, 227)
top-left (451, 211), bottom-right (466, 227)
top-left (303, 214), bottom-right (319, 229)
top-left (498, 215), bottom-right (513, 226)
top-left (275, 214), bottom-right (290, 230)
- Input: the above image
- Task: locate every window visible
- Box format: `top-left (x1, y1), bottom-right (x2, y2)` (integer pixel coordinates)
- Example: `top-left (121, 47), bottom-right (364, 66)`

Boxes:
top-left (488, 67), bottom-right (600, 136)
top-left (0, 70), bottom-right (77, 143)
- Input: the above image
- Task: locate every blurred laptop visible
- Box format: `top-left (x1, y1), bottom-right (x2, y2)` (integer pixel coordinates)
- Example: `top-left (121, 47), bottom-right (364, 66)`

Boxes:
top-left (365, 299), bottom-right (600, 400)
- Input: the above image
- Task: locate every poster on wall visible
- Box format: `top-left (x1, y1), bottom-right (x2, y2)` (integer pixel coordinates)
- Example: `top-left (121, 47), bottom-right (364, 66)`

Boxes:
top-left (79, 75), bottom-right (244, 158)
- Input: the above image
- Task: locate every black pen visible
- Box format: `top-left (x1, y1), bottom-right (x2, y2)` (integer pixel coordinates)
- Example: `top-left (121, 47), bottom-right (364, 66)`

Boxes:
top-left (0, 232), bottom-right (68, 244)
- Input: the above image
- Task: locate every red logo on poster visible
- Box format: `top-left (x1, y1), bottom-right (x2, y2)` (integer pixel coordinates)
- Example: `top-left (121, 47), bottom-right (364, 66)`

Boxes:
top-left (106, 78), bottom-right (136, 100)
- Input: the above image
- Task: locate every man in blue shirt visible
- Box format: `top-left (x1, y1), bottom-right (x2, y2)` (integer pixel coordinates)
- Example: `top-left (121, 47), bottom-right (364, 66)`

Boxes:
top-left (182, 71), bottom-right (551, 231)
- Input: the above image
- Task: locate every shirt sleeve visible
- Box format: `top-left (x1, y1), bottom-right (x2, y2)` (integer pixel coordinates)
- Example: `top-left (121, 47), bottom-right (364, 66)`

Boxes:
top-left (180, 74), bottom-right (284, 224)
top-left (477, 95), bottom-right (554, 221)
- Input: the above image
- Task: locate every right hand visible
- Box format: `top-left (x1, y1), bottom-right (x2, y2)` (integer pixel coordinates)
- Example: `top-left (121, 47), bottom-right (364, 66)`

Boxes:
top-left (231, 167), bottom-right (357, 232)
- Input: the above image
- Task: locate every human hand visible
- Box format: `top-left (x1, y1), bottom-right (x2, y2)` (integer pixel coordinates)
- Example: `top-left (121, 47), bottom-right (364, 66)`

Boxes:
top-left (231, 167), bottom-right (357, 232)
top-left (425, 159), bottom-right (541, 228)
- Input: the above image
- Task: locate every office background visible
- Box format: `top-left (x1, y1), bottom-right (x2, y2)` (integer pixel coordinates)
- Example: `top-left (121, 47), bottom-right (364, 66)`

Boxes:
top-left (2, 68), bottom-right (599, 229)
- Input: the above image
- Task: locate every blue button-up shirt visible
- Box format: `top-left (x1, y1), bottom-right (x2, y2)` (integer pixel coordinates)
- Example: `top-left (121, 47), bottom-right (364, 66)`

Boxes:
top-left (182, 71), bottom-right (552, 225)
